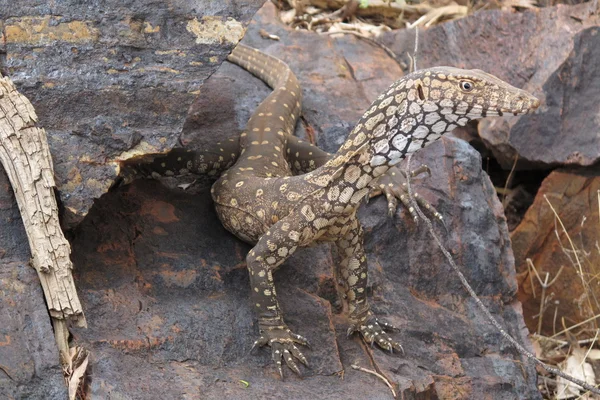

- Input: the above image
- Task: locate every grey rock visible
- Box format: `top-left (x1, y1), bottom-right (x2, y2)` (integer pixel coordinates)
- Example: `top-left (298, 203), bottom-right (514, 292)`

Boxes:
top-left (380, 2), bottom-right (600, 169)
top-left (0, 169), bottom-right (67, 400)
top-left (1, 0), bottom-right (265, 227)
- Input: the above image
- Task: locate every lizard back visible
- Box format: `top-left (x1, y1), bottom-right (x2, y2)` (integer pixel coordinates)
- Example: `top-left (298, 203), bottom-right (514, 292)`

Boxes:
top-left (212, 44), bottom-right (319, 244)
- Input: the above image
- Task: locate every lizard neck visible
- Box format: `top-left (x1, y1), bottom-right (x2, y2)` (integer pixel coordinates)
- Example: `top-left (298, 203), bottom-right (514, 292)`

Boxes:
top-left (311, 72), bottom-right (467, 208)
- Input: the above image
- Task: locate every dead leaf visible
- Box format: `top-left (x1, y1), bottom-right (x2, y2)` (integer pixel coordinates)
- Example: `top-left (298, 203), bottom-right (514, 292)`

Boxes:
top-left (585, 348), bottom-right (600, 361)
top-left (556, 348), bottom-right (596, 399)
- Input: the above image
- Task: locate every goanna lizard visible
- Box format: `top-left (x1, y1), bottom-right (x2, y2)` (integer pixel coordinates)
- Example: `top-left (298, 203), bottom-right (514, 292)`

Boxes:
top-left (120, 43), bottom-right (540, 377)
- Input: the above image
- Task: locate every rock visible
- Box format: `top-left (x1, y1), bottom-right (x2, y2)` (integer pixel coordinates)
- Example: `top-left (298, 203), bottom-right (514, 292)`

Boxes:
top-left (0, 168), bottom-right (67, 400)
top-left (68, 3), bottom-right (540, 398)
top-left (380, 3), bottom-right (600, 169)
top-left (511, 168), bottom-right (600, 335)
top-left (70, 138), bottom-right (540, 399)
top-left (1, 0), bottom-right (266, 228)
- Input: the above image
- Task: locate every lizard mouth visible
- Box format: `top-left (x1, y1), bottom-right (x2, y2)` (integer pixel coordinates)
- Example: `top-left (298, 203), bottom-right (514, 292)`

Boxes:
top-left (466, 96), bottom-right (540, 118)
top-left (482, 97), bottom-right (541, 117)
top-left (499, 96), bottom-right (541, 116)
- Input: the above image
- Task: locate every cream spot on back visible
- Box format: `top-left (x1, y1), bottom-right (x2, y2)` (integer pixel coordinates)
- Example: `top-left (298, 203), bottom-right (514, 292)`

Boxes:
top-left (344, 165), bottom-right (361, 184)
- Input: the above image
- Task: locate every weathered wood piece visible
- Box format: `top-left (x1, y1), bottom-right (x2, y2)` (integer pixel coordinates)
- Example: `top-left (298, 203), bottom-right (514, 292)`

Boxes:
top-left (0, 75), bottom-right (86, 355)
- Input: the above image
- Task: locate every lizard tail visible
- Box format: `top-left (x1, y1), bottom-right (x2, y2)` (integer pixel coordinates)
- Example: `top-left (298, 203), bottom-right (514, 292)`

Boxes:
top-left (227, 43), bottom-right (303, 138)
top-left (228, 43), bottom-right (296, 90)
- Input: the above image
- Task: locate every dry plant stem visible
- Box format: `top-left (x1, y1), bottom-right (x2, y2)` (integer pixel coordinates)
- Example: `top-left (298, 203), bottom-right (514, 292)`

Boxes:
top-left (597, 190), bottom-right (599, 226)
top-left (544, 195), bottom-right (585, 282)
top-left (351, 364), bottom-right (397, 398)
top-left (322, 31), bottom-right (399, 61)
top-left (526, 258), bottom-right (564, 335)
top-left (403, 153), bottom-right (600, 396)
top-left (412, 27), bottom-right (419, 72)
top-left (525, 258), bottom-right (537, 298)
top-left (553, 306), bottom-right (559, 336)
top-left (581, 329), bottom-right (599, 365)
top-left (551, 314), bottom-right (600, 339)
top-left (532, 333), bottom-right (600, 348)
top-left (545, 194), bottom-right (598, 331)
top-left (501, 153), bottom-right (518, 211)
top-left (406, 27), bottom-right (418, 74)
top-left (305, 0), bottom-right (433, 18)
top-left (0, 75), bottom-right (86, 358)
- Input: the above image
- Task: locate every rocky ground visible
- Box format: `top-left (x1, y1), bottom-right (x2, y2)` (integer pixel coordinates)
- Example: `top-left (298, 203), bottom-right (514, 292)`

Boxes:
top-left (1, 0), bottom-right (599, 399)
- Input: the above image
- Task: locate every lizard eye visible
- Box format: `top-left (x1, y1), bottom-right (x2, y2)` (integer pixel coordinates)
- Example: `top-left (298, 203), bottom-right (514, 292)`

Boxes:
top-left (460, 81), bottom-right (474, 92)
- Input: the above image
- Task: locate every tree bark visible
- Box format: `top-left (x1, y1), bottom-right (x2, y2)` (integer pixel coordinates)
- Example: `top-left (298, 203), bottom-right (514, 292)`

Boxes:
top-left (0, 75), bottom-right (86, 358)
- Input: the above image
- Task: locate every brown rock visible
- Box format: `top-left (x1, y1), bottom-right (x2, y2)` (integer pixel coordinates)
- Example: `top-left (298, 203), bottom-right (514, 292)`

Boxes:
top-left (512, 168), bottom-right (600, 335)
top-left (68, 3), bottom-right (540, 398)
top-left (380, 3), bottom-right (600, 169)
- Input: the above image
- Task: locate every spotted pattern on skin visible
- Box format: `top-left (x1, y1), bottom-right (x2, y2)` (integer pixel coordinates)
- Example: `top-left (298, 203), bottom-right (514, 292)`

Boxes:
top-left (233, 61), bottom-right (536, 373)
top-left (119, 44), bottom-right (540, 377)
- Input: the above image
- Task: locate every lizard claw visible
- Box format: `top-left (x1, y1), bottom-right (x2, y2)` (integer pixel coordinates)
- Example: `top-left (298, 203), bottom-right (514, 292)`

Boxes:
top-left (250, 335), bottom-right (269, 353)
top-left (369, 164), bottom-right (443, 226)
top-left (255, 326), bottom-right (310, 378)
top-left (376, 318), bottom-right (400, 332)
top-left (289, 331), bottom-right (310, 348)
top-left (349, 314), bottom-right (404, 355)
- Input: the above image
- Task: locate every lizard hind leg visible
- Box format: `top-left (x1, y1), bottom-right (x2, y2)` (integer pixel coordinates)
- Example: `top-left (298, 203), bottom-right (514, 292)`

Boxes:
top-left (245, 215), bottom-right (316, 377)
top-left (334, 217), bottom-right (404, 354)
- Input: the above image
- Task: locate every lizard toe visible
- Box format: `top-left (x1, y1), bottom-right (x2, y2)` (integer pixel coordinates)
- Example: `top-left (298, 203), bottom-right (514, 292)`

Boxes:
top-left (376, 318), bottom-right (400, 332)
top-left (271, 342), bottom-right (285, 379)
top-left (258, 327), bottom-right (310, 377)
top-left (283, 349), bottom-right (302, 376)
top-left (353, 316), bottom-right (404, 355)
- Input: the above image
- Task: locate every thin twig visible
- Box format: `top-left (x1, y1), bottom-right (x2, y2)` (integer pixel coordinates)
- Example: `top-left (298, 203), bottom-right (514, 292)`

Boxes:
top-left (527, 259), bottom-right (564, 335)
top-left (351, 364), bottom-right (397, 397)
top-left (531, 334), bottom-right (600, 350)
top-left (412, 27), bottom-right (419, 72)
top-left (581, 329), bottom-right (599, 367)
top-left (501, 153), bottom-right (518, 211)
top-left (403, 153), bottom-right (600, 396)
top-left (597, 190), bottom-right (599, 226)
top-left (545, 194), bottom-right (598, 332)
top-left (0, 364), bottom-right (15, 381)
top-left (526, 258), bottom-right (537, 298)
top-left (544, 195), bottom-right (584, 281)
top-left (322, 30), bottom-right (399, 61)
top-left (551, 314), bottom-right (600, 339)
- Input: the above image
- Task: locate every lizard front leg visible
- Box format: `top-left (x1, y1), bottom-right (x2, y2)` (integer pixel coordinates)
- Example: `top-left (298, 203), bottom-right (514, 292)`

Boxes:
top-left (246, 215), bottom-right (315, 377)
top-left (368, 164), bottom-right (444, 223)
top-left (335, 217), bottom-right (403, 353)
top-left (287, 136), bottom-right (442, 222)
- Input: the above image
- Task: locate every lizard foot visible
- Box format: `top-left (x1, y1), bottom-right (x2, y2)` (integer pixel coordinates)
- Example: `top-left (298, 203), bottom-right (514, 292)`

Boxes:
top-left (368, 164), bottom-right (445, 229)
top-left (252, 326), bottom-right (310, 378)
top-left (348, 314), bottom-right (404, 354)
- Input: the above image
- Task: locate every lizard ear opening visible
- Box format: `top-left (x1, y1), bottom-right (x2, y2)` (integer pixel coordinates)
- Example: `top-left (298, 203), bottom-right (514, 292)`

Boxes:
top-left (417, 84), bottom-right (425, 101)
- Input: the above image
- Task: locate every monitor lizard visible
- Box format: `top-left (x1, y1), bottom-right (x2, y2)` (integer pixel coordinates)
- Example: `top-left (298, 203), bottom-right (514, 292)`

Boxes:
top-left (119, 43), bottom-right (540, 377)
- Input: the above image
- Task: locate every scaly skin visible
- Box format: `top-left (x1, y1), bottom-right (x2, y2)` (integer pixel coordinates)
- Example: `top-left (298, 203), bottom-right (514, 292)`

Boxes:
top-left (120, 44), bottom-right (540, 377)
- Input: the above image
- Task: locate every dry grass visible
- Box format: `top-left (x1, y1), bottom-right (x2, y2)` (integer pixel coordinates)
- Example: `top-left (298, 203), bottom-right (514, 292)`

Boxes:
top-left (530, 189), bottom-right (600, 399)
top-left (271, 0), bottom-right (591, 36)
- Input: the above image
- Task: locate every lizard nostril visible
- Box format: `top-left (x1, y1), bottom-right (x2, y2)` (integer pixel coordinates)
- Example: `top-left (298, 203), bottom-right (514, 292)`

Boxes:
top-left (417, 84), bottom-right (425, 101)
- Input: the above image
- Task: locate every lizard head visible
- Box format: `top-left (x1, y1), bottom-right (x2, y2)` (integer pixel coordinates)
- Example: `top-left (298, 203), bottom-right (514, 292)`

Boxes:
top-left (413, 67), bottom-right (540, 120)
top-left (363, 67), bottom-right (540, 168)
